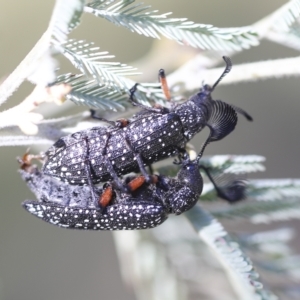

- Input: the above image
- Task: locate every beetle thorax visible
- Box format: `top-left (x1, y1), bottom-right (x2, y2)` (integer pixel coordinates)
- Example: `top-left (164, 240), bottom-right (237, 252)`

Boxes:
top-left (175, 97), bottom-right (211, 140)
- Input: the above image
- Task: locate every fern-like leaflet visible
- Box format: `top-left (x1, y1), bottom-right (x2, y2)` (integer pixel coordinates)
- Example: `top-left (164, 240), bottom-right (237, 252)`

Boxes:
top-left (85, 0), bottom-right (259, 51)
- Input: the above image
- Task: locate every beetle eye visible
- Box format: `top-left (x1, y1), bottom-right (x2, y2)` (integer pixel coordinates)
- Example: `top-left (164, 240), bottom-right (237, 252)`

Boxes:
top-left (71, 132), bottom-right (82, 140)
top-left (53, 139), bottom-right (66, 148)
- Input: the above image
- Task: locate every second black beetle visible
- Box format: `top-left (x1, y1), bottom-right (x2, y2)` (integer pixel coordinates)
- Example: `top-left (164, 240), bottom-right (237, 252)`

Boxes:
top-left (43, 56), bottom-right (252, 191)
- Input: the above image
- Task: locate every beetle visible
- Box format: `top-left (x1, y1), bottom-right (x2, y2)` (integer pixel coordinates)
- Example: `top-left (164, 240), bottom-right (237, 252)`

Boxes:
top-left (21, 146), bottom-right (246, 230)
top-left (42, 56), bottom-right (251, 200)
top-left (21, 167), bottom-right (169, 230)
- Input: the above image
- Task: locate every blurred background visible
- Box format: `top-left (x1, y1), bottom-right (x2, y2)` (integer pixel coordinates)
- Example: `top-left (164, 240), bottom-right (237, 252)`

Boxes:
top-left (0, 1), bottom-right (299, 299)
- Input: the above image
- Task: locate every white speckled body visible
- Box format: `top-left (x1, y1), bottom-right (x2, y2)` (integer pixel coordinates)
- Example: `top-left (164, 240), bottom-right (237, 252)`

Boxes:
top-left (21, 158), bottom-right (203, 230)
top-left (43, 83), bottom-right (239, 186)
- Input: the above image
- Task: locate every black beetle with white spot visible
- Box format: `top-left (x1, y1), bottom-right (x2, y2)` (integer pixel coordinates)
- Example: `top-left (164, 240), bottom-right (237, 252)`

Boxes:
top-left (42, 56), bottom-right (252, 202)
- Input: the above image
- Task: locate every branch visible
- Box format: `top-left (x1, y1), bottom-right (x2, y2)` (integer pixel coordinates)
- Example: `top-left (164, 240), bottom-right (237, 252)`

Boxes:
top-left (167, 56), bottom-right (300, 92)
top-left (253, 0), bottom-right (300, 36)
top-left (251, 0), bottom-right (300, 51)
top-left (265, 30), bottom-right (300, 51)
top-left (0, 84), bottom-right (71, 135)
top-left (185, 206), bottom-right (278, 300)
top-left (0, 33), bottom-right (53, 105)
top-left (0, 0), bottom-right (84, 105)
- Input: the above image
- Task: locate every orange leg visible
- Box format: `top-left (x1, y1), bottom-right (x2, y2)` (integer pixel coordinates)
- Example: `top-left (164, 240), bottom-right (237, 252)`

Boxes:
top-left (99, 186), bottom-right (113, 208)
top-left (98, 175), bottom-right (159, 209)
top-left (116, 118), bottom-right (130, 127)
top-left (158, 69), bottom-right (171, 101)
top-left (127, 175), bottom-right (159, 192)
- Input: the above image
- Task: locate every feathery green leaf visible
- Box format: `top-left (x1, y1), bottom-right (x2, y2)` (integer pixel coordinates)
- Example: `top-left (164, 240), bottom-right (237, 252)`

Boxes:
top-left (55, 72), bottom-right (165, 110)
top-left (186, 206), bottom-right (278, 300)
top-left (249, 178), bottom-right (300, 201)
top-left (61, 39), bottom-right (139, 92)
top-left (211, 197), bottom-right (300, 223)
top-left (49, 0), bottom-right (85, 45)
top-left (85, 0), bottom-right (259, 51)
top-left (210, 179), bottom-right (300, 223)
top-left (271, 0), bottom-right (300, 32)
top-left (200, 155), bottom-right (266, 175)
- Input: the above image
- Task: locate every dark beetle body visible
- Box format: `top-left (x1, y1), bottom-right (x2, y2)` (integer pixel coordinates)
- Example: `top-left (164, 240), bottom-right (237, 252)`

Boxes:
top-left (43, 86), bottom-right (237, 185)
top-left (43, 111), bottom-right (186, 185)
top-left (22, 167), bottom-right (169, 230)
top-left (43, 56), bottom-right (251, 187)
top-left (22, 156), bottom-right (203, 230)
